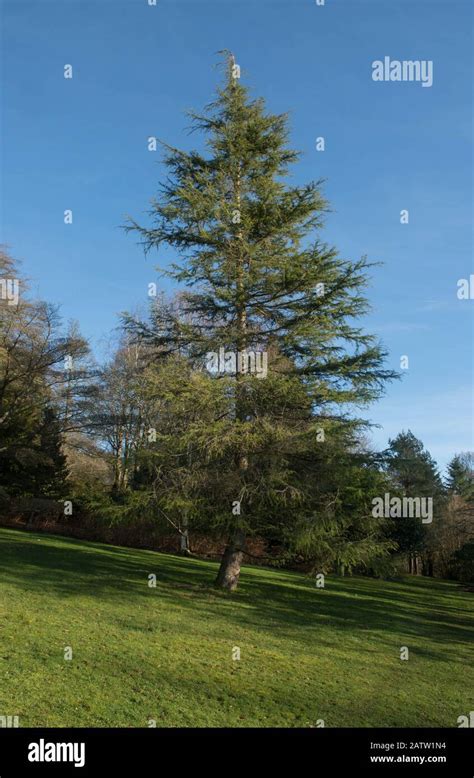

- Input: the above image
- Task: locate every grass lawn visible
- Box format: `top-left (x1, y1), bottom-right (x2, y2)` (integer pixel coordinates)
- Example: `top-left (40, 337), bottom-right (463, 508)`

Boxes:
top-left (0, 526), bottom-right (472, 728)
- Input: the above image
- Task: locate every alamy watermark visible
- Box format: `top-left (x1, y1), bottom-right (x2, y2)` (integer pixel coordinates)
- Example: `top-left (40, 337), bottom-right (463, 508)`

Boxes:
top-left (457, 711), bottom-right (474, 727)
top-left (0, 715), bottom-right (19, 727)
top-left (372, 493), bottom-right (433, 524)
top-left (372, 57), bottom-right (433, 88)
top-left (28, 739), bottom-right (85, 768)
top-left (457, 274), bottom-right (474, 300)
top-left (206, 347), bottom-right (268, 378)
top-left (0, 278), bottom-right (19, 306)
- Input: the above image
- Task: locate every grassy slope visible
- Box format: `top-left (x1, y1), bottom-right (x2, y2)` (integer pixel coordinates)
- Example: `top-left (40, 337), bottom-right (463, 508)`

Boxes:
top-left (0, 526), bottom-right (472, 728)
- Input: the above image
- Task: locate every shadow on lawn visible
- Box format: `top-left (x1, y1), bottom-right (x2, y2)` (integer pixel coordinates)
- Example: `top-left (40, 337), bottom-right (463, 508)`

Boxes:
top-left (235, 573), bottom-right (474, 659)
top-left (0, 528), bottom-right (472, 660)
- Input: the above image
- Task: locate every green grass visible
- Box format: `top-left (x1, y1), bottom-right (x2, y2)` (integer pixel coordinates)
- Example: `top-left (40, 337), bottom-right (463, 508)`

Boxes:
top-left (0, 526), bottom-right (472, 727)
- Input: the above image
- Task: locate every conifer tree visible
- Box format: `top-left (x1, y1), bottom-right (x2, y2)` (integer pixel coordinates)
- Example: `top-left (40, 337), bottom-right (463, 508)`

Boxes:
top-left (126, 55), bottom-right (397, 589)
top-left (446, 452), bottom-right (474, 500)
top-left (385, 430), bottom-right (445, 574)
top-left (31, 407), bottom-right (69, 499)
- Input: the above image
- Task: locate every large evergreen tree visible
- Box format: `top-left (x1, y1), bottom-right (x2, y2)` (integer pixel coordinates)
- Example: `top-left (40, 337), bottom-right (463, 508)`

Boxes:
top-left (126, 55), bottom-right (397, 589)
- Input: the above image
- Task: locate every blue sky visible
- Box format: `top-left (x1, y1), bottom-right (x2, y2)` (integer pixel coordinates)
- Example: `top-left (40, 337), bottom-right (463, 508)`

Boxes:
top-left (2, 0), bottom-right (472, 472)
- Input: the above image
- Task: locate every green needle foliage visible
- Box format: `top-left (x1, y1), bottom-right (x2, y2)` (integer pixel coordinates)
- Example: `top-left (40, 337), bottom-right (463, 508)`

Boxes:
top-left (384, 431), bottom-right (446, 573)
top-left (446, 452), bottom-right (474, 500)
top-left (125, 55), bottom-right (398, 588)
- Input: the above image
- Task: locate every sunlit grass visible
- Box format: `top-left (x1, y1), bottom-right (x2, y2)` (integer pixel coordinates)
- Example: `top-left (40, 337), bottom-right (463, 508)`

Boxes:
top-left (0, 527), bottom-right (472, 727)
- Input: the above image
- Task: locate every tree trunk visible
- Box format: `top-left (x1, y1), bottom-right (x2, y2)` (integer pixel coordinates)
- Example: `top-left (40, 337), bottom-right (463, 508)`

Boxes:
top-left (215, 529), bottom-right (245, 591)
top-left (216, 78), bottom-right (248, 594)
top-left (422, 557), bottom-right (434, 577)
top-left (179, 517), bottom-right (191, 555)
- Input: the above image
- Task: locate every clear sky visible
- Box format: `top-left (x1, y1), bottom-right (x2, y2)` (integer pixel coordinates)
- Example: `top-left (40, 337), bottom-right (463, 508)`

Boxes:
top-left (2, 0), bottom-right (472, 472)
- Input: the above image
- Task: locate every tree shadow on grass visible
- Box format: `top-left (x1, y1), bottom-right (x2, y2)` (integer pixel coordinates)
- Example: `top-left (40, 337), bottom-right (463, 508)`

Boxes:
top-left (0, 528), bottom-right (472, 664)
top-left (232, 569), bottom-right (474, 658)
top-left (0, 529), bottom-right (210, 596)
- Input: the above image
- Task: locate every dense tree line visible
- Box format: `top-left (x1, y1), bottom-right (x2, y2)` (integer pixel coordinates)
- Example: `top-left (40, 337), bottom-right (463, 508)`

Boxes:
top-left (1, 59), bottom-right (472, 589)
top-left (1, 247), bottom-right (472, 587)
